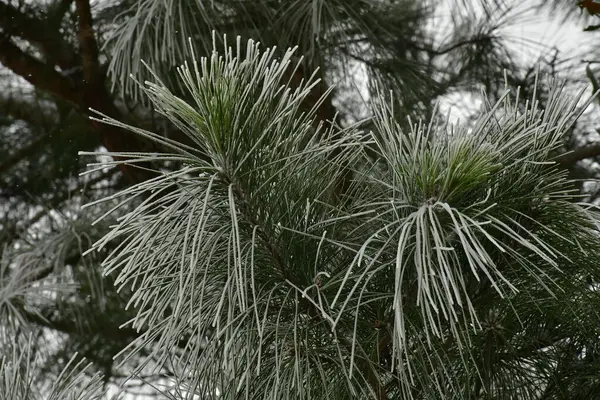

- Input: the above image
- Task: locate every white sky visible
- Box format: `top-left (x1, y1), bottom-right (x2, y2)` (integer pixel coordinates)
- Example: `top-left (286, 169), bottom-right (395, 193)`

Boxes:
top-left (439, 3), bottom-right (597, 124)
top-left (339, 2), bottom-right (598, 126)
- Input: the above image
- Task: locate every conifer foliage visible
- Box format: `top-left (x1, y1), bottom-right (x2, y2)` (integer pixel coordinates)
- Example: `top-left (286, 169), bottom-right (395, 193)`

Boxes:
top-left (74, 35), bottom-right (600, 398)
top-left (2, 0), bottom-right (600, 399)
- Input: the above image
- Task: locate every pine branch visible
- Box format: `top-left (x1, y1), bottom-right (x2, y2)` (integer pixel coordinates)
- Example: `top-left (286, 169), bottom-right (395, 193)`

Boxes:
top-left (0, 2), bottom-right (162, 184)
top-left (415, 35), bottom-right (500, 57)
top-left (74, 0), bottom-right (101, 86)
top-left (71, 0), bottom-right (164, 183)
top-left (0, 37), bottom-right (79, 105)
top-left (0, 38), bottom-right (155, 182)
top-left (556, 144), bottom-right (600, 165)
top-left (0, 1), bottom-right (76, 69)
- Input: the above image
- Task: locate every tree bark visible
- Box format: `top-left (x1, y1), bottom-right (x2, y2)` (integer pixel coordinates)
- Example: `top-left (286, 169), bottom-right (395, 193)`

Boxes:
top-left (0, 2), bottom-right (159, 184)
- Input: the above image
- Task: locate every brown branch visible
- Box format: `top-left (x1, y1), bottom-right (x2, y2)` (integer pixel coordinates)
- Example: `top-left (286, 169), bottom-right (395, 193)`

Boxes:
top-left (556, 144), bottom-right (600, 166)
top-left (0, 1), bottom-right (76, 69)
top-left (0, 1), bottom-right (161, 184)
top-left (0, 20), bottom-right (158, 183)
top-left (0, 38), bottom-right (154, 181)
top-left (284, 63), bottom-right (337, 127)
top-left (0, 37), bottom-right (79, 105)
top-left (74, 0), bottom-right (101, 85)
top-left (72, 0), bottom-right (161, 183)
top-left (422, 35), bottom-right (498, 57)
top-left (21, 306), bottom-right (139, 347)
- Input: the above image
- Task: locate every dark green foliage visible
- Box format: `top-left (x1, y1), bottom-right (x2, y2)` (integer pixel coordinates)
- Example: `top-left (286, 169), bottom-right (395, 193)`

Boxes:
top-left (2, 0), bottom-right (600, 399)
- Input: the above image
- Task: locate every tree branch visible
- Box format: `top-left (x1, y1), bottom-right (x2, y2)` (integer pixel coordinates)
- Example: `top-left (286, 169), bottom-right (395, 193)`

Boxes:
top-left (74, 0), bottom-right (101, 85)
top-left (21, 306), bottom-right (139, 349)
top-left (422, 35), bottom-right (498, 57)
top-left (0, 2), bottom-right (192, 186)
top-left (0, 37), bottom-right (80, 105)
top-left (0, 26), bottom-right (158, 183)
top-left (0, 1), bottom-right (77, 69)
top-left (282, 62), bottom-right (353, 201)
top-left (556, 144), bottom-right (600, 166)
top-left (71, 0), bottom-right (161, 183)
top-left (584, 24), bottom-right (600, 31)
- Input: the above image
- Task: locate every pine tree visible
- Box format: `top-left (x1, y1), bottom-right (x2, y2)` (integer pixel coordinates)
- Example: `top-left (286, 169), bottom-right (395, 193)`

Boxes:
top-left (2, 1), bottom-right (600, 399)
